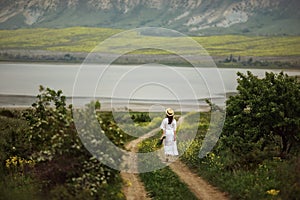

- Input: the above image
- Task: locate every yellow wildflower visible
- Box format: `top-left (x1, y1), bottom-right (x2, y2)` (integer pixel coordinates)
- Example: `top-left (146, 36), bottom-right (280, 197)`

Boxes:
top-left (11, 156), bottom-right (17, 162)
top-left (12, 161), bottom-right (17, 166)
top-left (19, 157), bottom-right (24, 166)
top-left (5, 159), bottom-right (10, 168)
top-left (266, 189), bottom-right (280, 196)
top-left (27, 160), bottom-right (35, 167)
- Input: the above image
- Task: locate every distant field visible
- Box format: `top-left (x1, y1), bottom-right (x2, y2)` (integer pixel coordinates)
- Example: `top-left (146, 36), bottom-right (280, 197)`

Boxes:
top-left (0, 27), bottom-right (300, 57)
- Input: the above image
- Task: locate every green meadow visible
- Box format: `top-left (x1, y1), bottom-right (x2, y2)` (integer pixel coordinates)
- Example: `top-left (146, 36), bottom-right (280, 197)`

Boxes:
top-left (0, 27), bottom-right (300, 57)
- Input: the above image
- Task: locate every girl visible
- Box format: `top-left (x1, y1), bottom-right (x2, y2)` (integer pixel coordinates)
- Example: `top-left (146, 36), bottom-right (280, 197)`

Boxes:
top-left (160, 108), bottom-right (179, 162)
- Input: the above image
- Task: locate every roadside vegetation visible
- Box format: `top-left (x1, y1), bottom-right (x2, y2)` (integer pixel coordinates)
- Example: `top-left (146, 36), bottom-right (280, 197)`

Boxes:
top-left (179, 71), bottom-right (300, 199)
top-left (0, 86), bottom-right (132, 199)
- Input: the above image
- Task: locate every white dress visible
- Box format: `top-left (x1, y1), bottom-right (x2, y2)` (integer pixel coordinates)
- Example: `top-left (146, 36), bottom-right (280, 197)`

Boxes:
top-left (160, 118), bottom-right (179, 156)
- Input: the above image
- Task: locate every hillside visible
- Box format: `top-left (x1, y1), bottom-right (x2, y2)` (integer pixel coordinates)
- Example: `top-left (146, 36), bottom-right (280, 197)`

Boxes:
top-left (0, 27), bottom-right (299, 56)
top-left (0, 0), bottom-right (299, 35)
top-left (0, 27), bottom-right (299, 67)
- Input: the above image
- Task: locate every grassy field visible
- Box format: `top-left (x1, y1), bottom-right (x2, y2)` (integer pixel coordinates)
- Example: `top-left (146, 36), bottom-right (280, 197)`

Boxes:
top-left (0, 27), bottom-right (300, 57)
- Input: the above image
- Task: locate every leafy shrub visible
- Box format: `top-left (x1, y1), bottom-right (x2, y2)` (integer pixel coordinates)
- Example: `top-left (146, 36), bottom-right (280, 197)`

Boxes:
top-left (0, 175), bottom-right (40, 200)
top-left (179, 72), bottom-right (300, 200)
top-left (0, 86), bottom-right (126, 199)
top-left (0, 109), bottom-right (15, 118)
top-left (221, 71), bottom-right (300, 163)
top-left (131, 112), bottom-right (151, 123)
top-left (0, 115), bottom-right (31, 177)
top-left (23, 85), bottom-right (79, 160)
top-left (276, 157), bottom-right (300, 200)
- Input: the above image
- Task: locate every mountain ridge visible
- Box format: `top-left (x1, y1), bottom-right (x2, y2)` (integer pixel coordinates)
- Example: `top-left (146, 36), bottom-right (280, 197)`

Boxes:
top-left (0, 0), bottom-right (299, 35)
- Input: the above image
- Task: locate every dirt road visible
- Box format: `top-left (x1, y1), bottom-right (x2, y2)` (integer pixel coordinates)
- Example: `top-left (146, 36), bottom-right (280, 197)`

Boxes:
top-left (120, 128), bottom-right (160, 200)
top-left (169, 161), bottom-right (228, 200)
top-left (120, 119), bottom-right (228, 200)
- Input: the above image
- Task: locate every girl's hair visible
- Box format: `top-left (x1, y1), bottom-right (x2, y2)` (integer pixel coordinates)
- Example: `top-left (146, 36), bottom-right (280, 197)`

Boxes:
top-left (167, 115), bottom-right (173, 124)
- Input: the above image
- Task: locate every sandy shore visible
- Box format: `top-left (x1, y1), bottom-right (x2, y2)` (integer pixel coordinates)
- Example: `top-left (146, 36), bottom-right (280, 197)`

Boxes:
top-left (0, 94), bottom-right (211, 112)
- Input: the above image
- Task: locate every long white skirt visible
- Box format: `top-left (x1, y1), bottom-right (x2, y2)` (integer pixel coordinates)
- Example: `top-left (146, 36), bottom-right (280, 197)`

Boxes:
top-left (164, 130), bottom-right (179, 156)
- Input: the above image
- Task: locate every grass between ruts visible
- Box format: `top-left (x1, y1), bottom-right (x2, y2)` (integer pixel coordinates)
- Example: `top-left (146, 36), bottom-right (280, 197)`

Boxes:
top-left (138, 133), bottom-right (198, 200)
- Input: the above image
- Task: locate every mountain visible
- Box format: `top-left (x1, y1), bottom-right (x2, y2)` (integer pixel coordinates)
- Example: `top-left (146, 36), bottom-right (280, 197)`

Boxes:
top-left (0, 0), bottom-right (299, 35)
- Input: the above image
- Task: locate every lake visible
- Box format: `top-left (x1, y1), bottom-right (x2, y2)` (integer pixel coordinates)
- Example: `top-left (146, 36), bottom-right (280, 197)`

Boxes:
top-left (1, 62), bottom-right (299, 111)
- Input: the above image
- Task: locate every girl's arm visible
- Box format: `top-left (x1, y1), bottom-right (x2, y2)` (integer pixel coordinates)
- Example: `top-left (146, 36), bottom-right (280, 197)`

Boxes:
top-left (174, 130), bottom-right (176, 141)
top-left (160, 119), bottom-right (165, 139)
top-left (173, 120), bottom-right (177, 141)
top-left (161, 130), bottom-right (165, 140)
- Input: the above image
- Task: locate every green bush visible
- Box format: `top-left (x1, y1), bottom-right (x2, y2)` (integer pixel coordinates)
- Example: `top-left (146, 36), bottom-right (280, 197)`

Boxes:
top-left (276, 157), bottom-right (300, 200)
top-left (0, 115), bottom-right (30, 162)
top-left (179, 72), bottom-right (300, 200)
top-left (0, 175), bottom-right (40, 200)
top-left (221, 71), bottom-right (300, 163)
top-left (0, 86), bottom-right (127, 199)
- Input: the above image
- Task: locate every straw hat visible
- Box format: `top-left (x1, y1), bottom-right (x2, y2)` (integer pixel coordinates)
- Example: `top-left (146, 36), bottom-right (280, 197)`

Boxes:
top-left (166, 108), bottom-right (174, 116)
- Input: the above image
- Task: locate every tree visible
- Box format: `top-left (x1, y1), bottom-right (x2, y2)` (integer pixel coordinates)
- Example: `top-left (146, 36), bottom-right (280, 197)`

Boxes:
top-left (247, 57), bottom-right (253, 64)
top-left (23, 86), bottom-right (122, 197)
top-left (221, 71), bottom-right (300, 161)
top-left (229, 54), bottom-right (233, 62)
top-left (23, 85), bottom-right (82, 160)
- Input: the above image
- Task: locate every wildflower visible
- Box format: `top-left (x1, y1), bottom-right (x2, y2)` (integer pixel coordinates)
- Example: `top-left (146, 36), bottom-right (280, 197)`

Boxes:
top-left (209, 153), bottom-right (215, 160)
top-left (12, 158), bottom-right (18, 166)
top-left (19, 157), bottom-right (24, 165)
top-left (244, 105), bottom-right (251, 113)
top-left (11, 156), bottom-right (17, 162)
top-left (266, 189), bottom-right (280, 196)
top-left (27, 160), bottom-right (35, 167)
top-left (5, 159), bottom-right (10, 168)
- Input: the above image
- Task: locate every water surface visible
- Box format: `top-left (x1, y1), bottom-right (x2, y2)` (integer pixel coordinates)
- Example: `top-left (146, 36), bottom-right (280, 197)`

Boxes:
top-left (1, 63), bottom-right (299, 110)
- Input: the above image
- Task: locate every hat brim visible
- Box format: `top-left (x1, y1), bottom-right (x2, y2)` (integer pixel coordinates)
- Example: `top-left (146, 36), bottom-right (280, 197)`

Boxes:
top-left (166, 109), bottom-right (174, 116)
